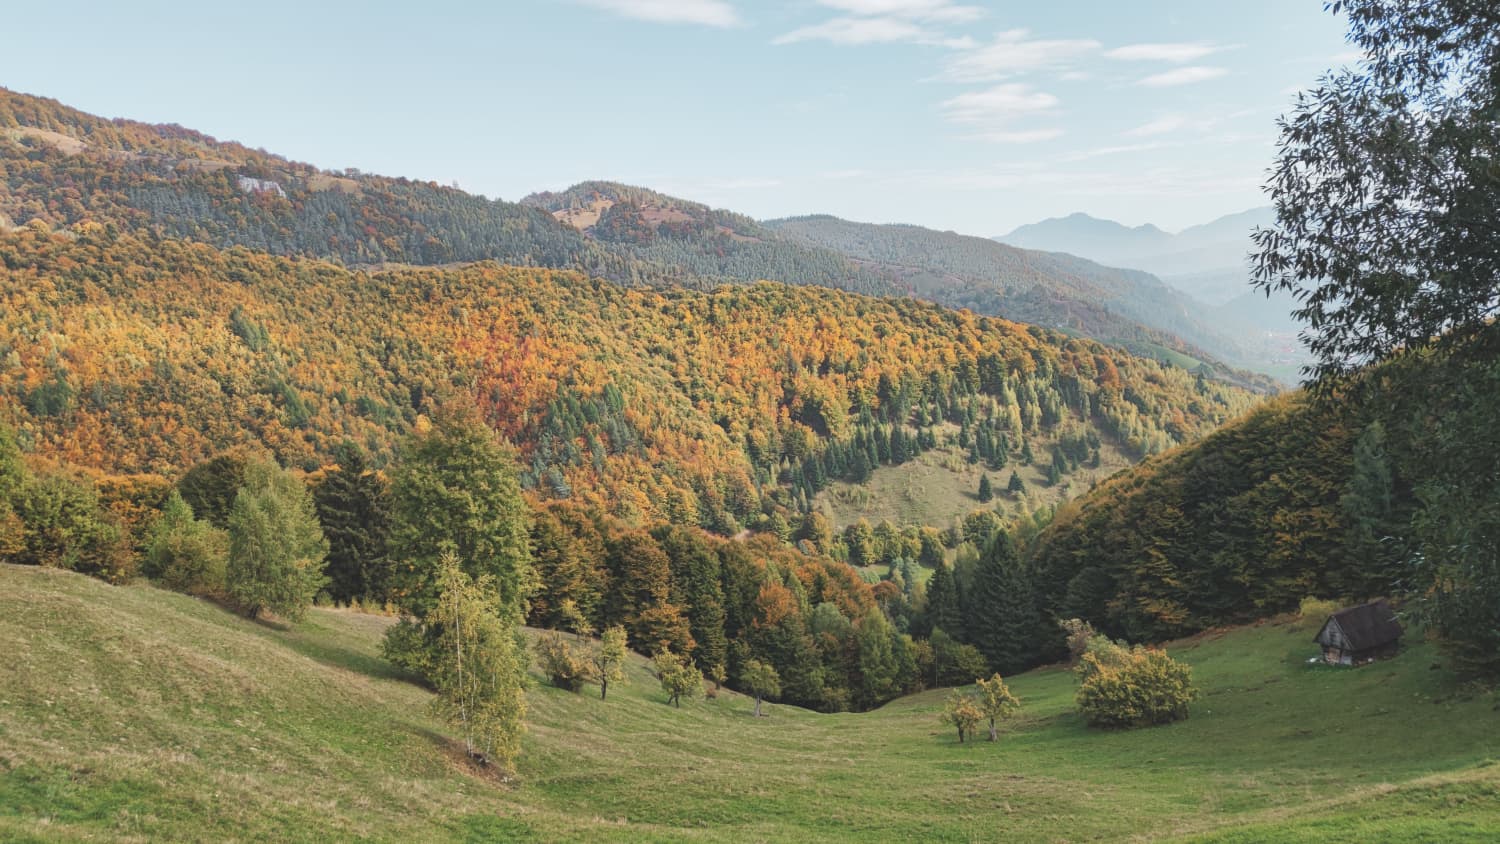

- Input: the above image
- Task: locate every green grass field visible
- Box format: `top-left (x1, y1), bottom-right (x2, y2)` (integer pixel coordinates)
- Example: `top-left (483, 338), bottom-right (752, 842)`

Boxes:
top-left (3, 564), bottom-right (1498, 842)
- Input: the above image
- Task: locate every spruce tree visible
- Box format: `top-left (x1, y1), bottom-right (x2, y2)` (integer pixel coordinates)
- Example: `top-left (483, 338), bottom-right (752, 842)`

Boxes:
top-left (312, 442), bottom-right (391, 604)
top-left (226, 457), bottom-right (329, 622)
top-left (925, 561), bottom-right (964, 640)
top-left (977, 474), bottom-right (994, 503)
top-left (967, 532), bottom-right (1042, 674)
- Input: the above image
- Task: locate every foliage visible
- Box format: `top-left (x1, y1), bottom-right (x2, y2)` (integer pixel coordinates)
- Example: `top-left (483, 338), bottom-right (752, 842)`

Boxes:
top-left (535, 630), bottom-right (590, 692)
top-left (387, 400), bottom-right (534, 621)
top-left (1075, 641), bottom-right (1197, 729)
top-left (654, 649), bottom-right (703, 708)
top-left (940, 690), bottom-right (983, 744)
top-left (974, 673), bottom-right (1021, 741)
top-left (591, 625), bottom-right (629, 701)
top-left (225, 457), bottom-right (328, 621)
top-left (1252, 0), bottom-right (1500, 383)
top-left (311, 443), bottom-right (391, 604)
top-left (967, 531), bottom-right (1041, 674)
top-left (742, 658), bottom-right (781, 717)
top-left (427, 551), bottom-right (526, 767)
top-left (143, 491), bottom-right (227, 597)
top-left (930, 628), bottom-right (990, 688)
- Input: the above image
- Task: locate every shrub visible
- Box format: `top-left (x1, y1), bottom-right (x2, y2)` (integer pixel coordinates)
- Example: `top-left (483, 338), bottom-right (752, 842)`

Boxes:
top-left (1058, 618), bottom-right (1098, 664)
top-left (536, 630), bottom-right (590, 692)
top-left (144, 491), bottom-right (228, 597)
top-left (1075, 644), bottom-right (1197, 729)
top-left (940, 690), bottom-right (983, 743)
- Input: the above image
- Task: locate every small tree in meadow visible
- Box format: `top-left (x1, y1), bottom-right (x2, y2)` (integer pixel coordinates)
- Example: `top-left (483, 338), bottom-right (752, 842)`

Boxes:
top-left (429, 552), bottom-right (526, 767)
top-left (940, 690), bottom-right (983, 744)
top-left (655, 649), bottom-right (703, 708)
top-left (974, 673), bottom-right (1020, 741)
top-left (743, 659), bottom-right (781, 717)
top-left (144, 491), bottom-right (228, 597)
top-left (592, 625), bottom-right (629, 701)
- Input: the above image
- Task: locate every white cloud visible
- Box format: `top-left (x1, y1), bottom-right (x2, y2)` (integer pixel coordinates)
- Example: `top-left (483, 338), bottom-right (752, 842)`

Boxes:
top-left (577, 0), bottom-right (741, 27)
top-left (774, 0), bottom-right (981, 47)
top-left (942, 30), bottom-right (1101, 82)
top-left (970, 128), bottom-right (1065, 144)
top-left (775, 16), bottom-right (962, 46)
top-left (1106, 42), bottom-right (1228, 63)
top-left (939, 83), bottom-right (1059, 124)
top-left (1125, 115), bottom-right (1188, 137)
top-left (815, 0), bottom-right (984, 23)
top-left (1137, 66), bottom-right (1228, 87)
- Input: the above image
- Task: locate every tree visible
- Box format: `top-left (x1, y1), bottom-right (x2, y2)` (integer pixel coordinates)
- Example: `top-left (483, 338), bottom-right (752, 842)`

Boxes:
top-left (924, 562), bottom-right (963, 640)
top-left (1253, 0), bottom-right (1500, 383)
top-left (654, 525), bottom-right (728, 673)
top-left (605, 531), bottom-right (693, 655)
top-left (226, 458), bottom-right (329, 622)
top-left (974, 673), bottom-right (1020, 741)
top-left (312, 442), bottom-right (391, 604)
top-left (1007, 471), bottom-right (1024, 494)
top-left (977, 474), bottom-right (994, 503)
top-left (388, 401), bottom-right (534, 623)
top-left (742, 658), bottom-right (781, 717)
top-left (177, 451), bottom-right (251, 530)
top-left (930, 628), bottom-right (990, 688)
top-left (854, 609), bottom-right (900, 707)
top-left (143, 490), bottom-right (228, 596)
top-left (654, 649), bottom-right (703, 708)
top-left (591, 625), bottom-right (629, 701)
top-left (428, 552), bottom-right (526, 767)
top-left (940, 690), bottom-right (983, 744)
top-left (967, 532), bottom-right (1042, 674)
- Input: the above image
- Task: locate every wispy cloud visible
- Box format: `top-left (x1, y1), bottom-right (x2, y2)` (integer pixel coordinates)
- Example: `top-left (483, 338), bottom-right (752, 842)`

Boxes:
top-left (577, 0), bottom-right (741, 27)
top-left (1137, 66), bottom-right (1228, 87)
top-left (815, 0), bottom-right (984, 23)
top-left (1106, 42), bottom-right (1231, 63)
top-left (941, 30), bottom-right (1101, 82)
top-left (970, 128), bottom-right (1065, 144)
top-left (774, 0), bottom-right (981, 47)
top-left (775, 17), bottom-right (971, 47)
top-left (1125, 115), bottom-right (1189, 137)
top-left (940, 83), bottom-right (1058, 123)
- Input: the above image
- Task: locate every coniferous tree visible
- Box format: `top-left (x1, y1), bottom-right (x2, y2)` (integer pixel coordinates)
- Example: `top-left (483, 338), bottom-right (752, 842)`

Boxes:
top-left (312, 442), bottom-right (391, 604)
top-left (967, 532), bottom-right (1041, 674)
top-left (925, 561), bottom-right (964, 641)
top-left (977, 474), bottom-right (994, 503)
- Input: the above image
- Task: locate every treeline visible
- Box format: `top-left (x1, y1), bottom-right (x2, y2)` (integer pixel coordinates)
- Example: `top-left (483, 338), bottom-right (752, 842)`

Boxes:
top-left (0, 225), bottom-right (1254, 536)
top-left (1020, 346), bottom-right (1500, 677)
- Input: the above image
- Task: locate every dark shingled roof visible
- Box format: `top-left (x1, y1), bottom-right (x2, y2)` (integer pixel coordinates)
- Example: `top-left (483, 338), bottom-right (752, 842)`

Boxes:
top-left (1315, 600), bottom-right (1404, 651)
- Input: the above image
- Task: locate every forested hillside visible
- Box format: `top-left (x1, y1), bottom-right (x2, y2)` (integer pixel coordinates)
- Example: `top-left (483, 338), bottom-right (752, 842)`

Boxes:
top-left (1, 90), bottom-right (1268, 382)
top-left (0, 224), bottom-right (1256, 535)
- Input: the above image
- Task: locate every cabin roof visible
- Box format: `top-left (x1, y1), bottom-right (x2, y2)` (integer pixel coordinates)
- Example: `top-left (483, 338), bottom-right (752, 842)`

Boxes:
top-left (1315, 600), bottom-right (1404, 651)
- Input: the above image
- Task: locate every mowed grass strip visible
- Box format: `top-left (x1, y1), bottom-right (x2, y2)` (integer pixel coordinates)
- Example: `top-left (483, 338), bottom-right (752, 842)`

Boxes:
top-left (2, 564), bottom-right (1498, 842)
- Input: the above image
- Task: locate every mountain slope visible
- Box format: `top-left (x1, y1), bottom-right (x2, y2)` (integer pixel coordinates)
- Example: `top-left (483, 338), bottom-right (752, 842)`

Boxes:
top-left (0, 226), bottom-right (1257, 533)
top-left (5, 564), bottom-right (1498, 842)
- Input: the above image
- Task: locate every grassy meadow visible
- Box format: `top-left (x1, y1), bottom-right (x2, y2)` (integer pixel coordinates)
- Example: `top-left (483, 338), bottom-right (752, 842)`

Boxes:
top-left (2, 564), bottom-right (1498, 842)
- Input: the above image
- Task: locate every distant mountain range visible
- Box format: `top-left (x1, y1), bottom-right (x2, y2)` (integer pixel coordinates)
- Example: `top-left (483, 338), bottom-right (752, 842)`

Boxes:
top-left (996, 208), bottom-right (1276, 306)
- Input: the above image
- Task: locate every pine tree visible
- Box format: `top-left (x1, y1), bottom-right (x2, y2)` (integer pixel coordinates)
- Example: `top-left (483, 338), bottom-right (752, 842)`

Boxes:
top-left (1007, 471), bottom-right (1025, 494)
top-left (967, 531), bottom-right (1042, 674)
top-left (977, 474), bottom-right (994, 503)
top-left (925, 561), bottom-right (964, 640)
top-left (312, 442), bottom-right (391, 604)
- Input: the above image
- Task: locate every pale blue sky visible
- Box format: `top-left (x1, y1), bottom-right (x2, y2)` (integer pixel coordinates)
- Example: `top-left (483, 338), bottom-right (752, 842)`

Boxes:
top-left (2, 0), bottom-right (1352, 234)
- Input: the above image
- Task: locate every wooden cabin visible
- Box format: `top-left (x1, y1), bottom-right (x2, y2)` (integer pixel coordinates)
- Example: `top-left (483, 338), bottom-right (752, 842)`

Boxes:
top-left (1314, 600), bottom-right (1403, 666)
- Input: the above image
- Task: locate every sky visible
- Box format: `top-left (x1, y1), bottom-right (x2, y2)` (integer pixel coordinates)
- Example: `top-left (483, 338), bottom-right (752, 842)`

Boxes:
top-left (2, 0), bottom-right (1354, 235)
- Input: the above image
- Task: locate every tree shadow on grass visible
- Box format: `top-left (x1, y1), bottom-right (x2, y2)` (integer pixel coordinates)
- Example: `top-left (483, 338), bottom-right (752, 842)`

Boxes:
top-left (278, 631), bottom-right (424, 685)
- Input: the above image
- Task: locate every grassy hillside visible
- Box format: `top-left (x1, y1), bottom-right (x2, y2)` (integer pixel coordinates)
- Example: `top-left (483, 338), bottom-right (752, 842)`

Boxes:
top-left (4, 564), bottom-right (1497, 842)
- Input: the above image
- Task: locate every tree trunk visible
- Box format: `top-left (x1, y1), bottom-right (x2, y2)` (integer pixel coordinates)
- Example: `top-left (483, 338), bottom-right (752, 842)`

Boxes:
top-left (956, 727), bottom-right (965, 743)
top-left (754, 695), bottom-right (762, 717)
top-left (600, 679), bottom-right (608, 701)
top-left (988, 720), bottom-right (998, 742)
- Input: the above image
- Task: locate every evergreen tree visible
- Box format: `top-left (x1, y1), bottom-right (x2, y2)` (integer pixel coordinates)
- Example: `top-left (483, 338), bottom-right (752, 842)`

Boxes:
top-left (977, 474), bottom-right (994, 503)
top-left (967, 532), bottom-right (1041, 674)
top-left (1008, 471), bottom-right (1025, 494)
top-left (925, 561), bottom-right (964, 641)
top-left (143, 490), bottom-right (227, 596)
top-left (855, 609), bottom-right (900, 707)
top-left (653, 525), bottom-right (729, 673)
top-left (312, 442), bottom-right (391, 604)
top-left (605, 531), bottom-right (693, 654)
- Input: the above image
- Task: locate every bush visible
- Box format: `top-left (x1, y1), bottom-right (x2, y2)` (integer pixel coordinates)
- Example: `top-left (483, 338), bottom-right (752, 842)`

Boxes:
top-left (1297, 596), bottom-right (1340, 629)
top-left (1075, 642), bottom-right (1197, 729)
top-left (535, 630), bottom-right (590, 692)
